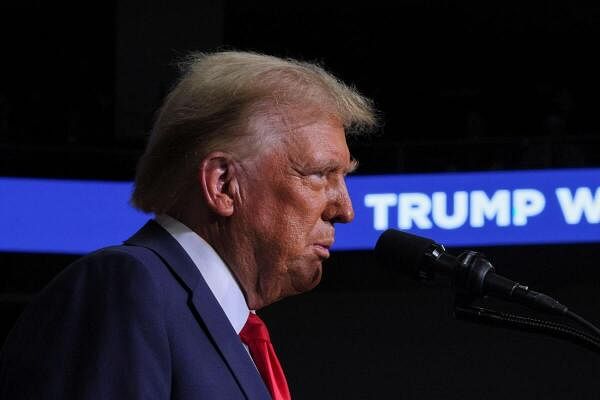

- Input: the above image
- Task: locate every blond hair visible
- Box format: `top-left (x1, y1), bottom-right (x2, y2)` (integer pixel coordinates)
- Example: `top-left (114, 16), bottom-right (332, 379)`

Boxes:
top-left (131, 51), bottom-right (377, 213)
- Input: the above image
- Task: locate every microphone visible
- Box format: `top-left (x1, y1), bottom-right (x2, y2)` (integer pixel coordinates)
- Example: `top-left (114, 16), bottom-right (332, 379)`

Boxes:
top-left (374, 229), bottom-right (568, 315)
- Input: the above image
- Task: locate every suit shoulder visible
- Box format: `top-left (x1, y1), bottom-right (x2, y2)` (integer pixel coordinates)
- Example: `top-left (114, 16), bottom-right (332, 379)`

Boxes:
top-left (61, 245), bottom-right (164, 282)
top-left (26, 245), bottom-right (168, 312)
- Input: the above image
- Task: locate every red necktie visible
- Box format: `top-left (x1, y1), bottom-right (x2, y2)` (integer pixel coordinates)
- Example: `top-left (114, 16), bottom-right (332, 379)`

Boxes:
top-left (239, 313), bottom-right (291, 400)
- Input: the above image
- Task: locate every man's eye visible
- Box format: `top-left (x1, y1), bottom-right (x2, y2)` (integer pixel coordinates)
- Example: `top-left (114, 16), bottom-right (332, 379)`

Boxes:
top-left (306, 171), bottom-right (327, 184)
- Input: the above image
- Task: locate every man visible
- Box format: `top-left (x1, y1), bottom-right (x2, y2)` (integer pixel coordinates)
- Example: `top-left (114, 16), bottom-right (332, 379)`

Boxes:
top-left (0, 51), bottom-right (376, 399)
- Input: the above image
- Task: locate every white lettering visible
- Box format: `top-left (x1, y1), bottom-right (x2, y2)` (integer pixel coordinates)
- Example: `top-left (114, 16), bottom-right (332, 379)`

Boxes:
top-left (512, 189), bottom-right (546, 226)
top-left (398, 193), bottom-right (433, 229)
top-left (431, 191), bottom-right (468, 229)
top-left (469, 190), bottom-right (511, 227)
top-left (364, 193), bottom-right (398, 230)
top-left (556, 187), bottom-right (600, 224)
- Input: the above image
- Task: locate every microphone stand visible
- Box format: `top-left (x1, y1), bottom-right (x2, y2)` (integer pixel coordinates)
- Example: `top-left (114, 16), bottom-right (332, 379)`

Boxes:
top-left (454, 288), bottom-right (600, 354)
top-left (455, 295), bottom-right (600, 353)
top-left (445, 249), bottom-right (600, 353)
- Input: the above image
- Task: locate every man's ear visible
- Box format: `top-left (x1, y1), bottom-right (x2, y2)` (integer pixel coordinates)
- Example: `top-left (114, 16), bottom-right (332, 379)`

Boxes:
top-left (198, 152), bottom-right (237, 217)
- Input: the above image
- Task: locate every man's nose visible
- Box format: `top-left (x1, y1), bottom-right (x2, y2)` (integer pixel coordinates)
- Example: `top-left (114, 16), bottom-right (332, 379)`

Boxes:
top-left (324, 178), bottom-right (354, 224)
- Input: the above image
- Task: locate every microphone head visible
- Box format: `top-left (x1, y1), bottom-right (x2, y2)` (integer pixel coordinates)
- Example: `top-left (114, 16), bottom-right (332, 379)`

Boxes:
top-left (374, 229), bottom-right (436, 279)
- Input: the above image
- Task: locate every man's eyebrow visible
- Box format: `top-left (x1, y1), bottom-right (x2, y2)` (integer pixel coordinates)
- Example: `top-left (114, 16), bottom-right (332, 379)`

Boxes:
top-left (310, 157), bottom-right (359, 174)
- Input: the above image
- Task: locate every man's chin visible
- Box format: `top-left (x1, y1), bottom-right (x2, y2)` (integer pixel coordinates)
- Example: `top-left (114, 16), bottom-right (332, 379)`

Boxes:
top-left (290, 264), bottom-right (322, 294)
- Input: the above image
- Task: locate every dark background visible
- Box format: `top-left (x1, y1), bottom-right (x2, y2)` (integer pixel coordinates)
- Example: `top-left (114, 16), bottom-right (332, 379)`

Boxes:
top-left (1, 1), bottom-right (599, 398)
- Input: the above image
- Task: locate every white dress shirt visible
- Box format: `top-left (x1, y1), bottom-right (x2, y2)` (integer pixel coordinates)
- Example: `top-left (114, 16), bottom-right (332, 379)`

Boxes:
top-left (154, 214), bottom-right (249, 335)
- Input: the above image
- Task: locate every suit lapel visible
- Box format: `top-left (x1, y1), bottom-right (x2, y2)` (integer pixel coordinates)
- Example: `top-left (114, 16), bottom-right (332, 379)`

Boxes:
top-left (125, 220), bottom-right (271, 400)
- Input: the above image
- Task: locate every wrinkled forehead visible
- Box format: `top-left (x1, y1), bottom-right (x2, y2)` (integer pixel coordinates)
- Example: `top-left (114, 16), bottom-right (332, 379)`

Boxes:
top-left (245, 100), bottom-right (344, 143)
top-left (240, 109), bottom-right (356, 179)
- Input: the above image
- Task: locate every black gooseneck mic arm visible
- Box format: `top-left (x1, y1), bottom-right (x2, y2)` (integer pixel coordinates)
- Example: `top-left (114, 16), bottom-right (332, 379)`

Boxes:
top-left (375, 229), bottom-right (600, 350)
top-left (424, 243), bottom-right (570, 314)
top-left (446, 247), bottom-right (600, 349)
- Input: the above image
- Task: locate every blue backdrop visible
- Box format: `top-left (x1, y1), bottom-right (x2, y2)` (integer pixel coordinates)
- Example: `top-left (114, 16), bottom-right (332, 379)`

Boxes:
top-left (1, 169), bottom-right (598, 254)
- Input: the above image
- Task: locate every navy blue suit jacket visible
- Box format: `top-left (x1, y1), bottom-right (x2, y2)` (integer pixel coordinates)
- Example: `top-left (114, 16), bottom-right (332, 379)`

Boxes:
top-left (0, 221), bottom-right (272, 399)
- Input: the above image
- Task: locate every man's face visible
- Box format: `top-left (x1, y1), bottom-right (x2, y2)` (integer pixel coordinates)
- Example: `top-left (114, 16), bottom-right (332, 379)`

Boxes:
top-left (233, 114), bottom-right (355, 308)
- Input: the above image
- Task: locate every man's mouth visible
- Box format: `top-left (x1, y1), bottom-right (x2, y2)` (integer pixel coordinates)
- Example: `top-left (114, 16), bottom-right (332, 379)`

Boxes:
top-left (313, 241), bottom-right (333, 259)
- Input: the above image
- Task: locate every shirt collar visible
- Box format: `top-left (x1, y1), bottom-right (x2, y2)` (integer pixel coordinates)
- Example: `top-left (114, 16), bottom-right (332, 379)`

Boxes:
top-left (154, 214), bottom-right (249, 334)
